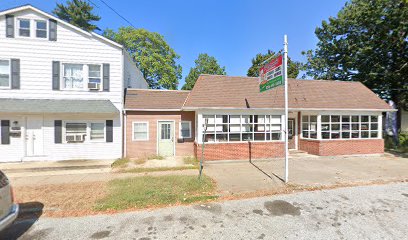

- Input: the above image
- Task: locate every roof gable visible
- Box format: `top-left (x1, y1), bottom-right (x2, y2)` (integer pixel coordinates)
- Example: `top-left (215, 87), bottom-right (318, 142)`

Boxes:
top-left (0, 4), bottom-right (122, 49)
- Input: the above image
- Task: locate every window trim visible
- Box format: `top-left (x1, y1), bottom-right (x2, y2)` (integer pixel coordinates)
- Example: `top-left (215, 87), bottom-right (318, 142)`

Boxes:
top-left (132, 121), bottom-right (149, 141)
top-left (179, 121), bottom-right (192, 138)
top-left (35, 20), bottom-right (47, 38)
top-left (18, 18), bottom-right (31, 37)
top-left (300, 114), bottom-right (380, 141)
top-left (89, 121), bottom-right (106, 142)
top-left (61, 63), bottom-right (104, 91)
top-left (62, 121), bottom-right (106, 143)
top-left (0, 59), bottom-right (11, 89)
top-left (201, 114), bottom-right (283, 143)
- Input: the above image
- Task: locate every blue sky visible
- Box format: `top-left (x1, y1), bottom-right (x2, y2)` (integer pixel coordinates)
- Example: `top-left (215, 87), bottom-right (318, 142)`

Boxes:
top-left (2, 0), bottom-right (348, 88)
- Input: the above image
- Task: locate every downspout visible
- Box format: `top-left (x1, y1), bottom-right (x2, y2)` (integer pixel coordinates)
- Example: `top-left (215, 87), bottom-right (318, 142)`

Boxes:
top-left (123, 109), bottom-right (127, 158)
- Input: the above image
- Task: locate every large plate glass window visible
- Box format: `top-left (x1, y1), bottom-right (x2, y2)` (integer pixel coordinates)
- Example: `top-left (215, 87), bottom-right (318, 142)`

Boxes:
top-left (19, 19), bottom-right (30, 37)
top-left (133, 122), bottom-right (148, 141)
top-left (0, 60), bottom-right (10, 87)
top-left (320, 115), bottom-right (379, 140)
top-left (36, 20), bottom-right (47, 38)
top-left (63, 64), bottom-right (84, 89)
top-left (90, 123), bottom-right (105, 140)
top-left (202, 114), bottom-right (282, 143)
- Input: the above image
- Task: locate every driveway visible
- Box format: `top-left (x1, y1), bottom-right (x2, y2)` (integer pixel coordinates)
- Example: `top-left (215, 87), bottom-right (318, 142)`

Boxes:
top-left (1, 182), bottom-right (407, 239)
top-left (204, 155), bottom-right (408, 194)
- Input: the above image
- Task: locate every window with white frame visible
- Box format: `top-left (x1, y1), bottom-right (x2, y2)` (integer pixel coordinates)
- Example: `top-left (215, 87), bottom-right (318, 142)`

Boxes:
top-left (302, 115), bottom-right (317, 139)
top-left (35, 20), bottom-right (47, 38)
top-left (180, 121), bottom-right (192, 138)
top-left (63, 64), bottom-right (84, 89)
top-left (133, 122), bottom-right (149, 141)
top-left (64, 122), bottom-right (106, 143)
top-left (88, 64), bottom-right (101, 85)
top-left (0, 60), bottom-right (10, 88)
top-left (19, 19), bottom-right (30, 37)
top-left (202, 114), bottom-right (282, 143)
top-left (65, 123), bottom-right (87, 142)
top-left (321, 115), bottom-right (379, 140)
top-left (90, 123), bottom-right (105, 140)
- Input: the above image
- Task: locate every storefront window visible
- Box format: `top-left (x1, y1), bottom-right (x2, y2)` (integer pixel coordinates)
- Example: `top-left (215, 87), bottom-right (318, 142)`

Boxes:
top-left (302, 115), bottom-right (317, 139)
top-left (202, 114), bottom-right (282, 143)
top-left (320, 115), bottom-right (379, 140)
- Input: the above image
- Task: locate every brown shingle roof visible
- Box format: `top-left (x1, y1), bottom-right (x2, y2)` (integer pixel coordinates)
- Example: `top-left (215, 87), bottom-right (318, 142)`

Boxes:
top-left (183, 75), bottom-right (392, 110)
top-left (125, 89), bottom-right (190, 110)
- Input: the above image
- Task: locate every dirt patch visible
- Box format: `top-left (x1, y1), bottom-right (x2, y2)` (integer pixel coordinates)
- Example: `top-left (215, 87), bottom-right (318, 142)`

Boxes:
top-left (264, 200), bottom-right (301, 216)
top-left (14, 182), bottom-right (107, 217)
top-left (90, 230), bottom-right (111, 239)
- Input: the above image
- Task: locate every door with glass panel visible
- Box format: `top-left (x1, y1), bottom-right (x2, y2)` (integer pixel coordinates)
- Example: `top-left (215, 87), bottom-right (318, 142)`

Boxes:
top-left (158, 121), bottom-right (174, 156)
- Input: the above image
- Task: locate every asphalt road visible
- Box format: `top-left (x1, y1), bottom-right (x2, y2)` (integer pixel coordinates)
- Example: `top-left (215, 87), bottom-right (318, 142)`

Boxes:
top-left (2, 182), bottom-right (407, 240)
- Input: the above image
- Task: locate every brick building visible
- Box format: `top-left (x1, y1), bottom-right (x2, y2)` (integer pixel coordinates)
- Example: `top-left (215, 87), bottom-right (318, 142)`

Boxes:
top-left (124, 75), bottom-right (394, 160)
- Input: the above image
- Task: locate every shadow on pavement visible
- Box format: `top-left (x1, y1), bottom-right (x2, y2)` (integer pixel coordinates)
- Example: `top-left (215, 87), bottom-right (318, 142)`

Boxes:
top-left (248, 141), bottom-right (285, 183)
top-left (0, 201), bottom-right (44, 240)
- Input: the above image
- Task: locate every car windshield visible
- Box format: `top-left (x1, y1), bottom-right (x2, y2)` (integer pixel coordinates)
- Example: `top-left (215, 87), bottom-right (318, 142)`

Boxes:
top-left (0, 170), bottom-right (9, 188)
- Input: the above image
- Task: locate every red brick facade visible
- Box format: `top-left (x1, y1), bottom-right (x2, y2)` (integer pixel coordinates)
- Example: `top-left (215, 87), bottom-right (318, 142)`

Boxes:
top-left (299, 139), bottom-right (384, 156)
top-left (194, 141), bottom-right (285, 161)
top-left (126, 111), bottom-right (195, 159)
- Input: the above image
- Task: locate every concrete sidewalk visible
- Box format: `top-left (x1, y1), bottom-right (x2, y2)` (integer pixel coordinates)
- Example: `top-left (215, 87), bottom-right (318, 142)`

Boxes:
top-left (0, 159), bottom-right (115, 177)
top-left (204, 154), bottom-right (408, 194)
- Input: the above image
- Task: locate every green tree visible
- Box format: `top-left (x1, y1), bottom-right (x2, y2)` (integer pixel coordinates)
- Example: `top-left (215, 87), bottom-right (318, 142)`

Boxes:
top-left (302, 0), bottom-right (408, 109)
top-left (53, 0), bottom-right (100, 31)
top-left (182, 53), bottom-right (226, 90)
top-left (104, 27), bottom-right (182, 89)
top-left (247, 50), bottom-right (300, 78)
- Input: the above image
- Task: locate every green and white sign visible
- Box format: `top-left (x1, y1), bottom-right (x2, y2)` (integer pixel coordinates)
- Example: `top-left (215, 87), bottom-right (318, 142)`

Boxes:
top-left (259, 55), bottom-right (283, 92)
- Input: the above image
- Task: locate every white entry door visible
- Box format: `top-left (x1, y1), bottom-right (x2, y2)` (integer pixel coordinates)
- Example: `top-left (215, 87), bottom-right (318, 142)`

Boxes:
top-left (158, 121), bottom-right (175, 157)
top-left (26, 116), bottom-right (44, 156)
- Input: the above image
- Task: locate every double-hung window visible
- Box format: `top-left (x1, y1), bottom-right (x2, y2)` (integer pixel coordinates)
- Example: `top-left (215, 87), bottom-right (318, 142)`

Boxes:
top-left (65, 123), bottom-right (87, 142)
top-left (180, 121), bottom-right (192, 138)
top-left (35, 20), bottom-right (47, 38)
top-left (90, 123), bottom-right (105, 140)
top-left (88, 65), bottom-right (101, 83)
top-left (19, 19), bottom-right (30, 37)
top-left (133, 122), bottom-right (149, 141)
top-left (0, 60), bottom-right (10, 88)
top-left (63, 64), bottom-right (84, 89)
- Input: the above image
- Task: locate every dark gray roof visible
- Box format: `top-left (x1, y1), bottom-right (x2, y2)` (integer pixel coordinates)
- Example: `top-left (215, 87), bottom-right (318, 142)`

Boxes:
top-left (0, 99), bottom-right (119, 114)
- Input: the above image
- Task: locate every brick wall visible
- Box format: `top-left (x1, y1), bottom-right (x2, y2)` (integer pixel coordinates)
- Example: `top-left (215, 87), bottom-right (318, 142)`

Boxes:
top-left (126, 111), bottom-right (195, 159)
top-left (194, 141), bottom-right (285, 161)
top-left (299, 139), bottom-right (384, 156)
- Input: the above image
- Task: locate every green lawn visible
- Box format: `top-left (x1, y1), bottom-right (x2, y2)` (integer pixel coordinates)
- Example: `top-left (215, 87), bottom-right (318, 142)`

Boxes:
top-left (94, 175), bottom-right (217, 211)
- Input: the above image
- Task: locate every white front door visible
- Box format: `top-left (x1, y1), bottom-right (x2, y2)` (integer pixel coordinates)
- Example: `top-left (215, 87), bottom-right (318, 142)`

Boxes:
top-left (26, 116), bottom-right (44, 156)
top-left (158, 121), bottom-right (174, 157)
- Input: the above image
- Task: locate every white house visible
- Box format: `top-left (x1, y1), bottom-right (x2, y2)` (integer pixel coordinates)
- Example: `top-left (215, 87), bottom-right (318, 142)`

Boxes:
top-left (0, 5), bottom-right (148, 162)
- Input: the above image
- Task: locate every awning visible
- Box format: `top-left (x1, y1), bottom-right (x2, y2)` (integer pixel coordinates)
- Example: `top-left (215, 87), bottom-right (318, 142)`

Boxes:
top-left (0, 98), bottom-right (119, 114)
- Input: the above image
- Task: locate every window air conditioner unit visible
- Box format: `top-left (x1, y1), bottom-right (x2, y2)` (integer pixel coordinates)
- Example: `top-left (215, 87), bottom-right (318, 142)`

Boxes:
top-left (88, 82), bottom-right (100, 90)
top-left (66, 134), bottom-right (85, 142)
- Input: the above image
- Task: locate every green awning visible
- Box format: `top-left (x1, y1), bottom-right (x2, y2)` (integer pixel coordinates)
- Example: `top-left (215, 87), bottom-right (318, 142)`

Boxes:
top-left (0, 98), bottom-right (119, 114)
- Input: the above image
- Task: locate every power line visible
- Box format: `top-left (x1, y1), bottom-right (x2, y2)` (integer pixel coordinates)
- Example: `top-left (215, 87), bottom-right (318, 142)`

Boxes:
top-left (97, 0), bottom-right (136, 28)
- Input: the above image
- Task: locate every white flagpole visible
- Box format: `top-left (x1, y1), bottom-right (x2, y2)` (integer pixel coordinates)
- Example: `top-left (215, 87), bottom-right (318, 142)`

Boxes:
top-left (283, 35), bottom-right (289, 183)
